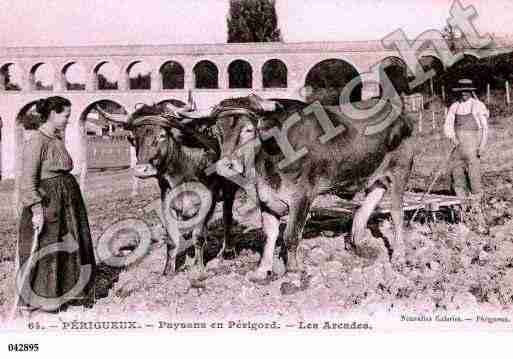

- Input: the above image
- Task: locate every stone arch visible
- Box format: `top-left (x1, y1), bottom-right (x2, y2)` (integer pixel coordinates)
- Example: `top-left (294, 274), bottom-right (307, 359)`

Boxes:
top-left (16, 100), bottom-right (41, 128)
top-left (30, 62), bottom-right (55, 91)
top-left (79, 99), bottom-right (134, 193)
top-left (160, 61), bottom-right (185, 90)
top-left (193, 60), bottom-right (219, 89)
top-left (62, 62), bottom-right (86, 91)
top-left (94, 61), bottom-right (119, 90)
top-left (228, 59), bottom-right (253, 89)
top-left (379, 56), bottom-right (410, 95)
top-left (304, 58), bottom-right (361, 105)
top-left (13, 100), bottom-right (42, 208)
top-left (0, 62), bottom-right (22, 91)
top-left (79, 100), bottom-right (131, 180)
top-left (79, 99), bottom-right (128, 132)
top-left (262, 59), bottom-right (287, 88)
top-left (126, 61), bottom-right (152, 90)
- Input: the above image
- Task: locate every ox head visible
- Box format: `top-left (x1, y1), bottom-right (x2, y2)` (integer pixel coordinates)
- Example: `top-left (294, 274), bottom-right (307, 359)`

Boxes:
top-left (183, 94), bottom-right (282, 178)
top-left (96, 101), bottom-right (191, 179)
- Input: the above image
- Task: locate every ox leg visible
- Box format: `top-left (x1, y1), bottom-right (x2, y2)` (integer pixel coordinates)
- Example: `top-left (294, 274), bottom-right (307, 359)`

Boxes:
top-left (247, 211), bottom-right (280, 283)
top-left (222, 186), bottom-right (237, 260)
top-left (347, 185), bottom-right (387, 254)
top-left (390, 182), bottom-right (406, 267)
top-left (163, 242), bottom-right (177, 276)
top-left (389, 166), bottom-right (411, 268)
top-left (284, 192), bottom-right (314, 274)
top-left (277, 192), bottom-right (314, 295)
top-left (159, 187), bottom-right (178, 276)
top-left (191, 226), bottom-right (206, 271)
top-left (192, 200), bottom-right (217, 274)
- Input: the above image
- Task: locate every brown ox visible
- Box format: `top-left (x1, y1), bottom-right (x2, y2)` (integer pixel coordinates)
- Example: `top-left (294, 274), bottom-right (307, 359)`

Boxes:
top-left (97, 102), bottom-right (238, 275)
top-left (188, 94), bottom-right (415, 283)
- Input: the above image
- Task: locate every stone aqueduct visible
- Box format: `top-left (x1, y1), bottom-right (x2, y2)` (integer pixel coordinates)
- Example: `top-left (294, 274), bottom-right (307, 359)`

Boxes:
top-left (0, 40), bottom-right (485, 180)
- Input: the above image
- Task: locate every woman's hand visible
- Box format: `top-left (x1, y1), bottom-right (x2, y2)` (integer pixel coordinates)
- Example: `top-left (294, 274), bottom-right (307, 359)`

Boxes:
top-left (32, 205), bottom-right (44, 233)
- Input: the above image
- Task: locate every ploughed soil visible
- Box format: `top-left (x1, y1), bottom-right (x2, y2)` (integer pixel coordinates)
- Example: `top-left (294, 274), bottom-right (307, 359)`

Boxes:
top-left (1, 120), bottom-right (513, 327)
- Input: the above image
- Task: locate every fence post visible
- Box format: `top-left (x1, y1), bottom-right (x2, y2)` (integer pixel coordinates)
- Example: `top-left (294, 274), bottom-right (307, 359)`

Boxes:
top-left (430, 78), bottom-right (434, 97)
top-left (419, 110), bottom-right (423, 133)
top-left (442, 86), bottom-right (446, 102)
top-left (487, 83), bottom-right (491, 105)
top-left (432, 111), bottom-right (436, 130)
top-left (506, 80), bottom-right (511, 105)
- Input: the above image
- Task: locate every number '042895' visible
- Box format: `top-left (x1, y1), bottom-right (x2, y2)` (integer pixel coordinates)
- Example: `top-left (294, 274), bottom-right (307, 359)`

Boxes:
top-left (8, 344), bottom-right (39, 352)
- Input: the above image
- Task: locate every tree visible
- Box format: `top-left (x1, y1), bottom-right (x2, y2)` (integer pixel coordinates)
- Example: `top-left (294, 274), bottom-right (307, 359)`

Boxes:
top-left (227, 0), bottom-right (281, 43)
top-left (441, 24), bottom-right (459, 52)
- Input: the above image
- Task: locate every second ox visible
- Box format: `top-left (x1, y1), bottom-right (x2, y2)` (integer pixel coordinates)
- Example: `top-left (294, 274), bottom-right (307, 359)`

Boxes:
top-left (185, 94), bottom-right (416, 283)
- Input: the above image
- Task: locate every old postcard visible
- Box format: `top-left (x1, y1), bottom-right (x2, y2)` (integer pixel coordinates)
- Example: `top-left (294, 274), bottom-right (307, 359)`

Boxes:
top-left (0, 0), bottom-right (512, 355)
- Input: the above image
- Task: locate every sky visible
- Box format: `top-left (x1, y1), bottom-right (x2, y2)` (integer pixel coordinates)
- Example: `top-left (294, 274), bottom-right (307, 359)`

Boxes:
top-left (1, 0), bottom-right (512, 84)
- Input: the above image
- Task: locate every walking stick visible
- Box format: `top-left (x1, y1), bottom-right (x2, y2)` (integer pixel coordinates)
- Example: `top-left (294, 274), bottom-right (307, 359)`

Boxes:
top-left (9, 225), bottom-right (41, 321)
top-left (407, 144), bottom-right (458, 227)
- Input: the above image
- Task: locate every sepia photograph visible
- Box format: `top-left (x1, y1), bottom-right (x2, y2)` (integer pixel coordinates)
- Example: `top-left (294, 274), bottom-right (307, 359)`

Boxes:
top-left (0, 0), bottom-right (512, 355)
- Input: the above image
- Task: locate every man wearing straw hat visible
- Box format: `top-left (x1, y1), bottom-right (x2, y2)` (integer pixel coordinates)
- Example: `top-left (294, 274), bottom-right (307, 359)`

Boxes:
top-left (443, 78), bottom-right (489, 234)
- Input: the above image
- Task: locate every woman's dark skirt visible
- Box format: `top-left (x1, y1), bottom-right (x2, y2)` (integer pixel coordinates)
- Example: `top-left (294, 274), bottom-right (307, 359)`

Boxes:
top-left (17, 173), bottom-right (96, 311)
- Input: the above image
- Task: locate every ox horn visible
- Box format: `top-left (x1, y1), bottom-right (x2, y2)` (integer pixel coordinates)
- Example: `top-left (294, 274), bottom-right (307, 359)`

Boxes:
top-left (248, 93), bottom-right (279, 112)
top-left (95, 105), bottom-right (130, 125)
top-left (259, 99), bottom-right (280, 112)
top-left (161, 102), bottom-right (184, 114)
top-left (176, 108), bottom-right (213, 119)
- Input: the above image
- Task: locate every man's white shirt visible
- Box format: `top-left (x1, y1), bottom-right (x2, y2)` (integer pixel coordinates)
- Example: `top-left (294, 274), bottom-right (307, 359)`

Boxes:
top-left (443, 97), bottom-right (489, 140)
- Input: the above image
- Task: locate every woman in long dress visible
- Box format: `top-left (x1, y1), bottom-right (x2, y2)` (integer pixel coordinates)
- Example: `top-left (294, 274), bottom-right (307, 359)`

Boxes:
top-left (17, 96), bottom-right (96, 312)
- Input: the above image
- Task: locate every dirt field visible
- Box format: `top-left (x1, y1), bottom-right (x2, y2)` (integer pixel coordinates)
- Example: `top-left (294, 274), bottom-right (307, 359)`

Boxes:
top-left (1, 119), bottom-right (513, 327)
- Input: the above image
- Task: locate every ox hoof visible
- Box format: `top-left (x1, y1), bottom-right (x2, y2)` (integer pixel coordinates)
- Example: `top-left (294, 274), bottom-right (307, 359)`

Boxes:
top-left (286, 251), bottom-right (303, 273)
top-left (280, 282), bottom-right (301, 296)
top-left (391, 252), bottom-right (406, 271)
top-left (162, 268), bottom-right (175, 277)
top-left (190, 273), bottom-right (208, 288)
top-left (190, 269), bottom-right (209, 282)
top-left (222, 248), bottom-right (237, 261)
top-left (162, 259), bottom-right (177, 277)
top-left (344, 238), bottom-right (357, 254)
top-left (247, 269), bottom-right (272, 285)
